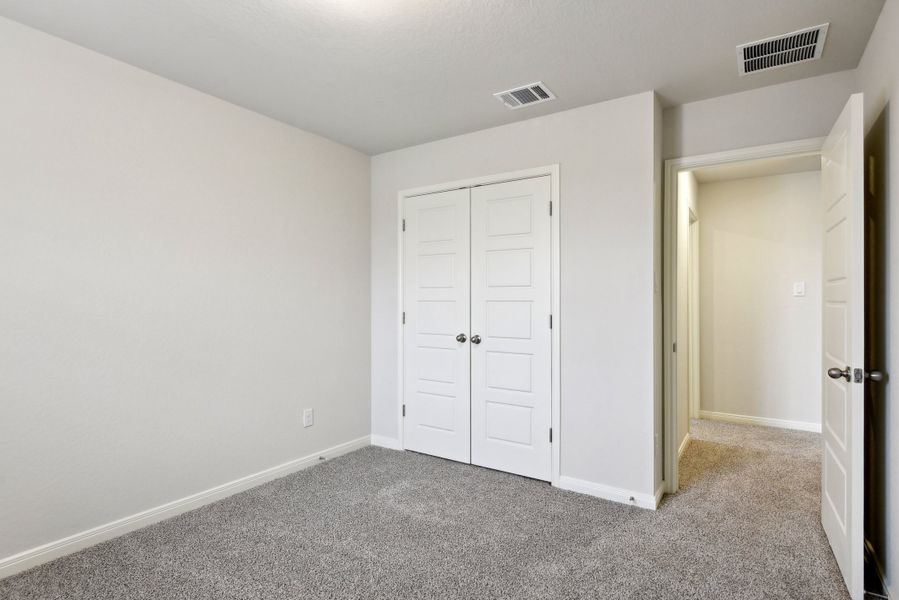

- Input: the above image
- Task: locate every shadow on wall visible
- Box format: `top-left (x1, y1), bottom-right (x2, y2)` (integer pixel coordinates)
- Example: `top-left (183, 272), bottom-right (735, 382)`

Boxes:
top-left (864, 102), bottom-right (890, 591)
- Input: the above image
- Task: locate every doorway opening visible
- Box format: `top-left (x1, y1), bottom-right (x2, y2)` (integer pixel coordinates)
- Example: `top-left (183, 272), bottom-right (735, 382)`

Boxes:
top-left (663, 137), bottom-right (827, 491)
top-left (677, 151), bottom-right (824, 448)
top-left (670, 152), bottom-right (826, 514)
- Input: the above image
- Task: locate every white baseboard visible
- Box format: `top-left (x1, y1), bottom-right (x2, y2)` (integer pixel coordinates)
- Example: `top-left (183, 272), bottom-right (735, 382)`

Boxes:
top-left (698, 410), bottom-right (821, 433)
top-left (0, 435), bottom-right (371, 580)
top-left (370, 435), bottom-right (402, 450)
top-left (678, 433), bottom-right (692, 458)
top-left (654, 483), bottom-right (666, 508)
top-left (556, 476), bottom-right (660, 510)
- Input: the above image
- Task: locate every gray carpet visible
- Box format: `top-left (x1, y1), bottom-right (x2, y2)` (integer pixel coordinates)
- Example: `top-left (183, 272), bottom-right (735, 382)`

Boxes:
top-left (1, 420), bottom-right (849, 599)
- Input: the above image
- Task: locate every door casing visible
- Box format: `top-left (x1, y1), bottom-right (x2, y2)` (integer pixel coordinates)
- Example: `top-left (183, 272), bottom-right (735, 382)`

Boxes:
top-left (396, 165), bottom-right (561, 486)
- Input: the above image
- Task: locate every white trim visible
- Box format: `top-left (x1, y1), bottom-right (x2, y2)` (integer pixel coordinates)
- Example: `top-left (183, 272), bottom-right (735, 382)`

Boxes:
top-left (395, 188), bottom-right (406, 452)
top-left (550, 165), bottom-right (561, 486)
top-left (678, 432), bottom-right (692, 458)
top-left (370, 435), bottom-right (402, 450)
top-left (654, 483), bottom-right (666, 508)
top-left (399, 166), bottom-right (560, 198)
top-left (557, 476), bottom-right (660, 510)
top-left (0, 435), bottom-right (371, 580)
top-left (662, 137), bottom-right (825, 494)
top-left (688, 218), bottom-right (701, 420)
top-left (698, 410), bottom-right (822, 433)
top-left (396, 164), bottom-right (561, 486)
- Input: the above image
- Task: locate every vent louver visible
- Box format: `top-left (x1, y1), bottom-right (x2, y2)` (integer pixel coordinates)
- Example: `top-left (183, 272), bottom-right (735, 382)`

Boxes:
top-left (494, 82), bottom-right (555, 110)
top-left (737, 24), bottom-right (829, 75)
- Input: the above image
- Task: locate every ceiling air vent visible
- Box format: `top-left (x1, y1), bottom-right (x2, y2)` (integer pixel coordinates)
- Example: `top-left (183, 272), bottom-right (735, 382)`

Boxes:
top-left (737, 23), bottom-right (829, 75)
top-left (494, 82), bottom-right (555, 110)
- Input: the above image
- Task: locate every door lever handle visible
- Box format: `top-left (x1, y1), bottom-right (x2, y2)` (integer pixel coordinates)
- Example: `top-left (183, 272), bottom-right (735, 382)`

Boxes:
top-left (827, 367), bottom-right (851, 382)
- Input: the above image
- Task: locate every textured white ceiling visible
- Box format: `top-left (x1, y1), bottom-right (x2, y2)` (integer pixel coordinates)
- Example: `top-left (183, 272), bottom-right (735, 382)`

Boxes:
top-left (0, 0), bottom-right (884, 154)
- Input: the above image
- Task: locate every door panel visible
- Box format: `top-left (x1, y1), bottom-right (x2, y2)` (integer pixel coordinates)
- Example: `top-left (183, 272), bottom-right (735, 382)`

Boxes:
top-left (821, 93), bottom-right (864, 600)
top-left (470, 177), bottom-right (552, 481)
top-left (403, 189), bottom-right (471, 463)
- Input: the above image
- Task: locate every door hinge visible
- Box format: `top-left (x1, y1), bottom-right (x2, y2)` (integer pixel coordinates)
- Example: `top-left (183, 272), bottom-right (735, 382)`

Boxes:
top-left (673, 342), bottom-right (677, 353)
top-left (402, 404), bottom-right (406, 417)
top-left (549, 314), bottom-right (553, 329)
top-left (549, 201), bottom-right (553, 216)
top-left (402, 218), bottom-right (406, 232)
top-left (402, 311), bottom-right (406, 324)
top-left (549, 428), bottom-right (553, 443)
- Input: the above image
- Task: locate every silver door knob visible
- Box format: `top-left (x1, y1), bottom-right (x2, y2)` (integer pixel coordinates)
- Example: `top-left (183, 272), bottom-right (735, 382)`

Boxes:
top-left (456, 333), bottom-right (467, 343)
top-left (866, 370), bottom-right (885, 382)
top-left (471, 335), bottom-right (482, 345)
top-left (827, 367), bottom-right (851, 382)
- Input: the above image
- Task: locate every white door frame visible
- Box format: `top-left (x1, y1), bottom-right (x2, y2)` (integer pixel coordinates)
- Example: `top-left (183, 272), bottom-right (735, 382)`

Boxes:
top-left (662, 139), bottom-right (824, 493)
top-left (687, 211), bottom-right (700, 421)
top-left (396, 164), bottom-right (561, 486)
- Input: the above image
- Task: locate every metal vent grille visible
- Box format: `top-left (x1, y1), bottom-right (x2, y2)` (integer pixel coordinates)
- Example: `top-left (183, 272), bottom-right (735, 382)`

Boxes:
top-left (494, 82), bottom-right (555, 110)
top-left (737, 24), bottom-right (829, 75)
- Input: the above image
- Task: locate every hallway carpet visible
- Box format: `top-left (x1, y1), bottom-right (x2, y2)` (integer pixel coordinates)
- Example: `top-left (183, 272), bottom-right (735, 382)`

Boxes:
top-left (1, 420), bottom-right (848, 599)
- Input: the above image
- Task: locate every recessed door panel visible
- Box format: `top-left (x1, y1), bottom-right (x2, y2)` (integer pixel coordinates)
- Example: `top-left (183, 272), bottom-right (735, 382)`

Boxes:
top-left (485, 402), bottom-right (533, 446)
top-left (417, 254), bottom-right (456, 288)
top-left (486, 195), bottom-right (533, 237)
top-left (485, 249), bottom-right (533, 287)
top-left (485, 351), bottom-right (533, 393)
top-left (470, 176), bottom-right (552, 481)
top-left (486, 301), bottom-right (533, 339)
top-left (403, 189), bottom-right (471, 463)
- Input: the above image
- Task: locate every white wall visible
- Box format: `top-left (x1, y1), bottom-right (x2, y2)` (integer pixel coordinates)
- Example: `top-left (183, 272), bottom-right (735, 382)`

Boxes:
top-left (856, 0), bottom-right (899, 594)
top-left (0, 17), bottom-right (371, 563)
top-left (371, 93), bottom-right (660, 497)
top-left (697, 171), bottom-right (822, 427)
top-left (663, 70), bottom-right (857, 159)
top-left (676, 171), bottom-right (699, 449)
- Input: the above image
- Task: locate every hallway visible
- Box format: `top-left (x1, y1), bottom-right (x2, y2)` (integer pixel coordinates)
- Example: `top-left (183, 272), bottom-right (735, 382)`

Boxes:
top-left (674, 420), bottom-right (847, 598)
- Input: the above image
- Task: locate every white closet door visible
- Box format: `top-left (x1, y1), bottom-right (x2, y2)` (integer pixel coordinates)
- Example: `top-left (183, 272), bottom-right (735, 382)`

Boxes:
top-left (403, 188), bottom-right (471, 463)
top-left (470, 176), bottom-right (552, 481)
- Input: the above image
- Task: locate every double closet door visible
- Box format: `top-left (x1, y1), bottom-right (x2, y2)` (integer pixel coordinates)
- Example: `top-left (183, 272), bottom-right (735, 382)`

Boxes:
top-left (402, 176), bottom-right (552, 481)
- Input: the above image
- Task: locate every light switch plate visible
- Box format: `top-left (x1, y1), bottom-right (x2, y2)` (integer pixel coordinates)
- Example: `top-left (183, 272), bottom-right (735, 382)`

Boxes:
top-left (303, 408), bottom-right (314, 428)
top-left (793, 281), bottom-right (806, 297)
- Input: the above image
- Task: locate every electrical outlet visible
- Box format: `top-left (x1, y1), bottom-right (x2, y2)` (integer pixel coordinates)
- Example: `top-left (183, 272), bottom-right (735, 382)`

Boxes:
top-left (303, 408), bottom-right (314, 428)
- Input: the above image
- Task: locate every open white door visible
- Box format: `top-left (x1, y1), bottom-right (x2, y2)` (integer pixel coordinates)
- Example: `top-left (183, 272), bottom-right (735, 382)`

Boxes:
top-left (821, 93), bottom-right (865, 600)
top-left (403, 188), bottom-right (471, 463)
